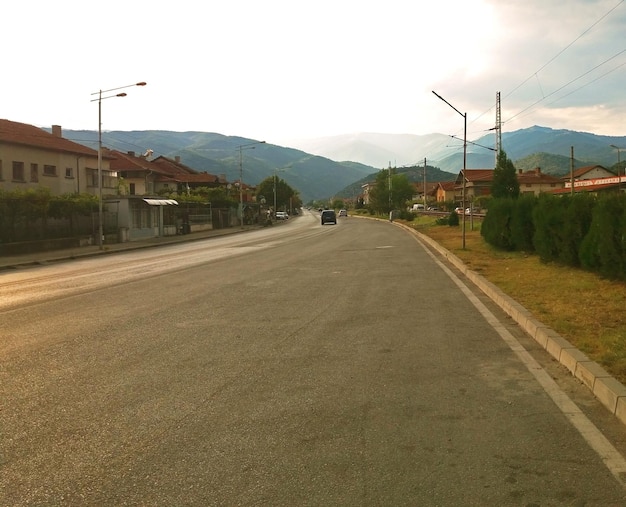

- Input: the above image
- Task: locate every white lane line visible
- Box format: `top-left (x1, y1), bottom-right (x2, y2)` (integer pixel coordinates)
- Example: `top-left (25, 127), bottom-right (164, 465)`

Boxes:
top-left (420, 241), bottom-right (626, 488)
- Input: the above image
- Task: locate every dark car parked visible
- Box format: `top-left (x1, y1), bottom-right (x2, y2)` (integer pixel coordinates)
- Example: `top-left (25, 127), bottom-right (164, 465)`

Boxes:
top-left (321, 209), bottom-right (337, 225)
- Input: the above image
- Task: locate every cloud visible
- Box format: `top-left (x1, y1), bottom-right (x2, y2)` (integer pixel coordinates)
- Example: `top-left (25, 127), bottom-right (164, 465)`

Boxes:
top-left (2, 0), bottom-right (625, 141)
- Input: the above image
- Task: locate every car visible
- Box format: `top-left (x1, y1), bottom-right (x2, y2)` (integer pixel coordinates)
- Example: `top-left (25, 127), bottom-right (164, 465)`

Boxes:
top-left (321, 209), bottom-right (337, 225)
top-left (275, 211), bottom-right (288, 220)
top-left (338, 209), bottom-right (348, 217)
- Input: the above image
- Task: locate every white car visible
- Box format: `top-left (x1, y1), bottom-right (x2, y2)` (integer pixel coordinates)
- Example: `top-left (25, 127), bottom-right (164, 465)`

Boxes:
top-left (338, 209), bottom-right (348, 217)
top-left (275, 211), bottom-right (288, 220)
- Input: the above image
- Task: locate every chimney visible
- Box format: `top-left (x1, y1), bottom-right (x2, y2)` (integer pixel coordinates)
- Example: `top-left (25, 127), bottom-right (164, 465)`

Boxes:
top-left (175, 156), bottom-right (181, 164)
top-left (518, 168), bottom-right (523, 174)
top-left (52, 125), bottom-right (62, 138)
top-left (128, 151), bottom-right (136, 157)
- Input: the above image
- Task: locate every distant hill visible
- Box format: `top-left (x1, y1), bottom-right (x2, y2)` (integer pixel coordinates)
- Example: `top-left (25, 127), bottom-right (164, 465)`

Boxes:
top-left (513, 152), bottom-right (579, 176)
top-left (60, 130), bottom-right (376, 203)
top-left (59, 125), bottom-right (626, 202)
top-left (288, 126), bottom-right (626, 174)
top-left (335, 164), bottom-right (456, 200)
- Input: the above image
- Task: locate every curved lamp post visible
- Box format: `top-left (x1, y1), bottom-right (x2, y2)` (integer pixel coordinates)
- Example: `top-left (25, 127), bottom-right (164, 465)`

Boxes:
top-left (432, 90), bottom-right (467, 249)
top-left (90, 81), bottom-right (146, 249)
top-left (237, 140), bottom-right (266, 228)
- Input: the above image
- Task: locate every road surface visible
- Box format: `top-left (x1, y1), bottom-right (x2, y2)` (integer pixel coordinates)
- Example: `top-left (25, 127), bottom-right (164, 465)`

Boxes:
top-left (2, 210), bottom-right (626, 505)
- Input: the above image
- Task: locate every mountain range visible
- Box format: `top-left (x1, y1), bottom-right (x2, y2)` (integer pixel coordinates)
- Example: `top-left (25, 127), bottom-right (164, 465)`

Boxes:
top-left (60, 126), bottom-right (626, 203)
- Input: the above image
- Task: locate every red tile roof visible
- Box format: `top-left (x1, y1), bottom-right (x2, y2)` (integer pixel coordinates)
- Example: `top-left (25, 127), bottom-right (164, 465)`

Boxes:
top-left (517, 168), bottom-right (561, 184)
top-left (569, 165), bottom-right (610, 179)
top-left (459, 169), bottom-right (494, 183)
top-left (0, 119), bottom-right (97, 157)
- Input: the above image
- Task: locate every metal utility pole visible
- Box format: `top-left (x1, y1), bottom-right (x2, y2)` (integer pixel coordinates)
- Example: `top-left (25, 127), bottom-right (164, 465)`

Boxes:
top-left (423, 158), bottom-right (427, 210)
top-left (495, 91), bottom-right (502, 166)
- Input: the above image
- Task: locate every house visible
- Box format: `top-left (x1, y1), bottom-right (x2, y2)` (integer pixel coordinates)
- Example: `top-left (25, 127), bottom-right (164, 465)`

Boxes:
top-left (107, 150), bottom-right (241, 241)
top-left (517, 167), bottom-right (563, 195)
top-left (450, 167), bottom-right (565, 204)
top-left (411, 182), bottom-right (438, 203)
top-left (554, 165), bottom-right (624, 195)
top-left (455, 169), bottom-right (494, 203)
top-left (0, 120), bottom-right (104, 195)
top-left (564, 164), bottom-right (615, 182)
top-left (431, 181), bottom-right (456, 205)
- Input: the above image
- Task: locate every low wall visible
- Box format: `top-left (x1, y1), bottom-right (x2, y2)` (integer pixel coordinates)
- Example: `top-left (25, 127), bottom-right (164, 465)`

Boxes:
top-left (0, 236), bottom-right (92, 256)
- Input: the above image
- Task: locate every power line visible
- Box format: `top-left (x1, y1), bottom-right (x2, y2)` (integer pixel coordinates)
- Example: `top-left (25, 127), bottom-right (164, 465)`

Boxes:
top-left (504, 47), bottom-right (626, 125)
top-left (503, 0), bottom-right (624, 101)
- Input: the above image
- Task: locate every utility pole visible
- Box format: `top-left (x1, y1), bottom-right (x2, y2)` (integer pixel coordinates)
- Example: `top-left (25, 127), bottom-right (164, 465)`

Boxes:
top-left (495, 91), bottom-right (502, 166)
top-left (570, 146), bottom-right (575, 196)
top-left (423, 158), bottom-right (427, 210)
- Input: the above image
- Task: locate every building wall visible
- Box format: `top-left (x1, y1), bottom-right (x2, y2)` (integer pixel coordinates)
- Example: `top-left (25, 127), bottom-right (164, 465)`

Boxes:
top-left (0, 143), bottom-right (105, 195)
top-left (578, 166), bottom-right (614, 180)
top-left (520, 182), bottom-right (561, 195)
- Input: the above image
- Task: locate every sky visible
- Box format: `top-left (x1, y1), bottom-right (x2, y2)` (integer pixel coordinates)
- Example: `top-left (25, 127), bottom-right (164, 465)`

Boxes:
top-left (3, 0), bottom-right (625, 146)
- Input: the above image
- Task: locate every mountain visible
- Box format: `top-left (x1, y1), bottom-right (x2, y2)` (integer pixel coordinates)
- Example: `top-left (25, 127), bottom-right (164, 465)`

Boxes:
top-left (286, 126), bottom-right (626, 175)
top-left (283, 132), bottom-right (453, 169)
top-left (60, 130), bottom-right (376, 203)
top-left (335, 164), bottom-right (457, 200)
top-left (60, 126), bottom-right (626, 202)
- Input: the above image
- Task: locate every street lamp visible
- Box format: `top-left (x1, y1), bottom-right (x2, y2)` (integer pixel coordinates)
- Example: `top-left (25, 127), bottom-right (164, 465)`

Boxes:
top-left (91, 81), bottom-right (146, 249)
top-left (610, 144), bottom-right (624, 191)
top-left (432, 90), bottom-right (467, 249)
top-left (237, 140), bottom-right (266, 228)
top-left (273, 167), bottom-right (289, 214)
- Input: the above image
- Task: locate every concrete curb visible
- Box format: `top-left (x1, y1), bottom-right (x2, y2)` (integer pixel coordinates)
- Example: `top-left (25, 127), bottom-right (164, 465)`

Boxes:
top-left (400, 222), bottom-right (626, 427)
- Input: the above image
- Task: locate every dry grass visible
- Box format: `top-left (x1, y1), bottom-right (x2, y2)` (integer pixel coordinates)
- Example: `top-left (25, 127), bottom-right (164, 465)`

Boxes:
top-left (406, 217), bottom-right (626, 384)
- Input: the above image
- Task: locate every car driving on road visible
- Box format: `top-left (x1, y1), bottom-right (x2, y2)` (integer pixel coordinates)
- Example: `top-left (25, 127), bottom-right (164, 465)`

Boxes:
top-left (321, 209), bottom-right (337, 225)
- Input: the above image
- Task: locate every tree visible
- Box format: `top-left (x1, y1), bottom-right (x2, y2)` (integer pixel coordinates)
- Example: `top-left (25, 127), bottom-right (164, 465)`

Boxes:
top-left (255, 176), bottom-right (301, 211)
top-left (491, 150), bottom-right (520, 199)
top-left (368, 169), bottom-right (414, 214)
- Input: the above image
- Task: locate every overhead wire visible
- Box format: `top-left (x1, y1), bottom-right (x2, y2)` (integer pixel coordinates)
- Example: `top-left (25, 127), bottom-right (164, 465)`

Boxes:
top-left (501, 0), bottom-right (625, 126)
top-left (469, 0), bottom-right (624, 133)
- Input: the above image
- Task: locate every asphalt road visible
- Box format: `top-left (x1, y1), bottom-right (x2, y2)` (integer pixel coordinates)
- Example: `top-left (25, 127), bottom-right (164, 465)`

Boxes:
top-left (2, 210), bottom-right (626, 505)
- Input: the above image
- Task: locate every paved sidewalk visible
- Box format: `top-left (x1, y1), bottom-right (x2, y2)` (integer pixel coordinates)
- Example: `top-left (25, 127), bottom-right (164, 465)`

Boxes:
top-left (0, 225), bottom-right (262, 271)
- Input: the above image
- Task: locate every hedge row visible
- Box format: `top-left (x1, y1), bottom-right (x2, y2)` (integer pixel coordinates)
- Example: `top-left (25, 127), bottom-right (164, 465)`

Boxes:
top-left (481, 193), bottom-right (626, 280)
top-left (0, 189), bottom-right (98, 243)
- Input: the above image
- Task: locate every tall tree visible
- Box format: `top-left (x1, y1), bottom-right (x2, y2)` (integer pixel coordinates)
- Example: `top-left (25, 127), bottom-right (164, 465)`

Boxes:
top-left (491, 150), bottom-right (520, 199)
top-left (255, 177), bottom-right (301, 211)
top-left (369, 169), bottom-right (414, 213)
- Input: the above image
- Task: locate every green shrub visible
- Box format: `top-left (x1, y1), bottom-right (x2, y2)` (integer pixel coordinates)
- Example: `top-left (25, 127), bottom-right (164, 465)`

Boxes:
top-left (557, 193), bottom-right (595, 267)
top-left (533, 194), bottom-right (565, 262)
top-left (481, 198), bottom-right (514, 250)
top-left (448, 210), bottom-right (459, 226)
top-left (510, 193), bottom-right (537, 252)
top-left (579, 195), bottom-right (625, 279)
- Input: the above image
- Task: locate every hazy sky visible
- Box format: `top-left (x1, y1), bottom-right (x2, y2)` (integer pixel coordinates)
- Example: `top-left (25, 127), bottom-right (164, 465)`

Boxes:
top-left (4, 0), bottom-right (625, 145)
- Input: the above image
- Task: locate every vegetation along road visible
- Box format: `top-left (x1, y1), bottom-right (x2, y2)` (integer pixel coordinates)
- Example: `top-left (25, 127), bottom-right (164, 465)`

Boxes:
top-left (2, 210), bottom-right (626, 505)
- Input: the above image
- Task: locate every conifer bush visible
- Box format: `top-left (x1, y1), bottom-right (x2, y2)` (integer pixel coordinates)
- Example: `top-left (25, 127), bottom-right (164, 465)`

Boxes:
top-left (532, 194), bottom-right (565, 263)
top-left (579, 195), bottom-right (625, 279)
top-left (510, 193), bottom-right (537, 252)
top-left (480, 197), bottom-right (514, 250)
top-left (557, 193), bottom-right (595, 267)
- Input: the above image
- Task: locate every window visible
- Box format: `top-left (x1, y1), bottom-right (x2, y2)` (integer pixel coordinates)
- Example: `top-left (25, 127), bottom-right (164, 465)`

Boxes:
top-left (102, 170), bottom-right (117, 190)
top-left (129, 183), bottom-right (136, 195)
top-left (30, 163), bottom-right (39, 182)
top-left (0, 159), bottom-right (3, 180)
top-left (12, 161), bottom-right (25, 181)
top-left (88, 168), bottom-right (98, 187)
top-left (65, 167), bottom-right (73, 178)
top-left (43, 164), bottom-right (57, 177)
